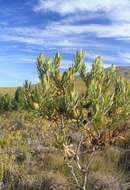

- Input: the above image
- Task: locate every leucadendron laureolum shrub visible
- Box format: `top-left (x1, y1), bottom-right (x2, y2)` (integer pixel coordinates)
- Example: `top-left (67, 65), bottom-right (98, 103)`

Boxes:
top-left (79, 55), bottom-right (130, 146)
top-left (22, 50), bottom-right (130, 148)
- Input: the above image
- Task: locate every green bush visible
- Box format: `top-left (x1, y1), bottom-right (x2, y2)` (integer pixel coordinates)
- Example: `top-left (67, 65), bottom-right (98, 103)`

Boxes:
top-left (0, 94), bottom-right (14, 111)
top-left (14, 87), bottom-right (25, 110)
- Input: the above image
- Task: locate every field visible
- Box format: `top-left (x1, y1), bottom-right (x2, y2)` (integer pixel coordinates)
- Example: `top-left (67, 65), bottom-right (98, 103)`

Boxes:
top-left (0, 107), bottom-right (130, 190)
top-left (0, 111), bottom-right (130, 190)
top-left (0, 87), bottom-right (16, 96)
top-left (0, 53), bottom-right (130, 190)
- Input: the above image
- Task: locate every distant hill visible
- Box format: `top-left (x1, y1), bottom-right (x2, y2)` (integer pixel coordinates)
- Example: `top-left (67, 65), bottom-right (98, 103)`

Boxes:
top-left (116, 67), bottom-right (130, 79)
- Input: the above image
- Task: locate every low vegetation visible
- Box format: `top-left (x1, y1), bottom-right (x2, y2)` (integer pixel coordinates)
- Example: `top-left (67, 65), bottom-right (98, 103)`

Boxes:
top-left (0, 50), bottom-right (130, 189)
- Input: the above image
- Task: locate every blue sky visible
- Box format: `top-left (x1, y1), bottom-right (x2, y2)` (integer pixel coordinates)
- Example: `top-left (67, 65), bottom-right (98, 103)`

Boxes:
top-left (0, 0), bottom-right (130, 87)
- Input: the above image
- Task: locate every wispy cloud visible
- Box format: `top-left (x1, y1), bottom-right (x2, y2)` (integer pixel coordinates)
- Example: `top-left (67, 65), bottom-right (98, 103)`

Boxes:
top-left (45, 22), bottom-right (130, 39)
top-left (33, 0), bottom-right (130, 41)
top-left (34, 0), bottom-right (130, 23)
top-left (0, 0), bottom-right (130, 86)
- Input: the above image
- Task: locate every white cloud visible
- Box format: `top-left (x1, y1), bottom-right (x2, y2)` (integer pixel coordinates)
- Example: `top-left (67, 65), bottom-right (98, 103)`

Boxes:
top-left (34, 0), bottom-right (130, 23)
top-left (45, 22), bottom-right (130, 39)
top-left (0, 25), bottom-right (111, 48)
top-left (34, 0), bottom-right (120, 15)
top-left (1, 21), bottom-right (130, 49)
top-left (0, 23), bottom-right (129, 67)
top-left (33, 0), bottom-right (130, 41)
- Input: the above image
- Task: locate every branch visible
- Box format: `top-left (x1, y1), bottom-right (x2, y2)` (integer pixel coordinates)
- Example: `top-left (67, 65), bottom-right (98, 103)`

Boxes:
top-left (66, 162), bottom-right (80, 188)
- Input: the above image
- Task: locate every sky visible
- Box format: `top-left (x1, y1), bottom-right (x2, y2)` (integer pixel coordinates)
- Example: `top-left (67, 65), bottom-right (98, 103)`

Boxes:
top-left (0, 0), bottom-right (130, 87)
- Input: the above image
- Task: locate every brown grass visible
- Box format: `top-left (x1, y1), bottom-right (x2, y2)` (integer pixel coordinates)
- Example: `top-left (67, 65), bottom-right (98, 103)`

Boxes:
top-left (0, 87), bottom-right (16, 96)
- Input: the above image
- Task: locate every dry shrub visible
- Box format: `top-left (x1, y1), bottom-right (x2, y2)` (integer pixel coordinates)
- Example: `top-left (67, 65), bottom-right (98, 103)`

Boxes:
top-left (87, 172), bottom-right (129, 190)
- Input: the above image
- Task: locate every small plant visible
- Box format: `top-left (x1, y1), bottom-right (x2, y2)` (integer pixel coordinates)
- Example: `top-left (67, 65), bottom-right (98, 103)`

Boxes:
top-left (0, 94), bottom-right (13, 111)
top-left (14, 87), bottom-right (25, 109)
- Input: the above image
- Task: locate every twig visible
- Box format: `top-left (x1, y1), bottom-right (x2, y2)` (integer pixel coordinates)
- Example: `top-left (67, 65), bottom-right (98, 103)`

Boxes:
top-left (83, 173), bottom-right (87, 190)
top-left (61, 114), bottom-right (66, 137)
top-left (76, 131), bottom-right (84, 155)
top-left (66, 162), bottom-right (80, 188)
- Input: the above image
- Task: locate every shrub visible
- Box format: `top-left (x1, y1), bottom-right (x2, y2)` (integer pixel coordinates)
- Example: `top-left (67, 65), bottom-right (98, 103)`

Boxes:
top-left (31, 50), bottom-right (130, 147)
top-left (33, 50), bottom-right (130, 189)
top-left (0, 94), bottom-right (14, 111)
top-left (14, 87), bottom-right (25, 110)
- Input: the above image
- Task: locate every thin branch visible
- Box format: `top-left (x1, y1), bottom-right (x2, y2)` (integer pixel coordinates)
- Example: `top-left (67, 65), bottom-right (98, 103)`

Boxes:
top-left (76, 131), bottom-right (84, 155)
top-left (61, 114), bottom-right (66, 137)
top-left (61, 114), bottom-right (65, 130)
top-left (66, 162), bottom-right (80, 188)
top-left (83, 173), bottom-right (87, 190)
top-left (86, 151), bottom-right (95, 172)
